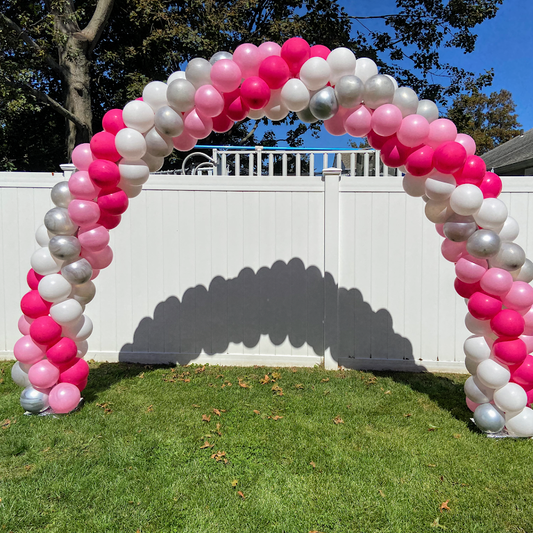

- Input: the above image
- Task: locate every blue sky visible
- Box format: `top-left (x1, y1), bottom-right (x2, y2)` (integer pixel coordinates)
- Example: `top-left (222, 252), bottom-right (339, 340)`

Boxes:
top-left (258, 0), bottom-right (533, 150)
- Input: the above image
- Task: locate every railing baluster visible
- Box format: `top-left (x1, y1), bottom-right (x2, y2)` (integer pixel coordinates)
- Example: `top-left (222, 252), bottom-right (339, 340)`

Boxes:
top-left (323, 152), bottom-right (328, 171)
top-left (235, 153), bottom-right (240, 177)
top-left (282, 153), bottom-right (288, 176)
top-left (269, 153), bottom-right (274, 176)
top-left (350, 152), bottom-right (355, 177)
top-left (221, 153), bottom-right (227, 176)
top-left (375, 150), bottom-right (381, 177)
top-left (364, 152), bottom-right (369, 177)
top-left (310, 153), bottom-right (315, 177)
top-left (248, 152), bottom-right (254, 177)
top-left (296, 154), bottom-right (301, 177)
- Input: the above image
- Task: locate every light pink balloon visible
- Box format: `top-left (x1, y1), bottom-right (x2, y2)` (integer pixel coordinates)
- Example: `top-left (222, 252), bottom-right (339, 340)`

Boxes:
top-left (14, 335), bottom-right (46, 365)
top-left (480, 268), bottom-right (513, 298)
top-left (69, 171), bottom-right (101, 200)
top-left (435, 223), bottom-right (445, 238)
top-left (370, 104), bottom-right (403, 137)
top-left (68, 199), bottom-right (101, 227)
top-left (28, 359), bottom-right (60, 389)
top-left (71, 143), bottom-right (95, 171)
top-left (183, 109), bottom-right (213, 139)
top-left (344, 105), bottom-right (372, 137)
top-left (455, 133), bottom-right (477, 156)
top-left (455, 256), bottom-right (487, 284)
top-left (78, 225), bottom-right (110, 252)
top-left (172, 132), bottom-right (197, 152)
top-left (49, 383), bottom-right (81, 414)
top-left (258, 41), bottom-right (282, 57)
top-left (324, 107), bottom-right (348, 136)
top-left (210, 60), bottom-right (242, 93)
top-left (520, 335), bottom-right (533, 354)
top-left (503, 281), bottom-right (533, 311)
top-left (82, 245), bottom-right (113, 270)
top-left (466, 397), bottom-right (480, 412)
top-left (18, 315), bottom-right (33, 336)
top-left (396, 114), bottom-right (430, 148)
top-left (441, 239), bottom-right (467, 263)
top-left (194, 85), bottom-right (224, 117)
top-left (232, 43), bottom-right (261, 78)
top-left (426, 118), bottom-right (457, 149)
top-left (523, 307), bottom-right (533, 336)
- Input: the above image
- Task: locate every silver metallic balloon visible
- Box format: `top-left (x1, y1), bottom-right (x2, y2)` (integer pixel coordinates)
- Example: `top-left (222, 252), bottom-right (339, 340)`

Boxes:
top-left (513, 258), bottom-right (533, 283)
top-left (20, 386), bottom-right (50, 414)
top-left (11, 361), bottom-right (31, 388)
top-left (185, 57), bottom-right (212, 89)
top-left (473, 403), bottom-right (505, 433)
top-left (335, 75), bottom-right (364, 109)
top-left (296, 105), bottom-right (319, 124)
top-left (417, 99), bottom-right (439, 123)
top-left (145, 127), bottom-right (174, 157)
top-left (154, 106), bottom-right (184, 137)
top-left (71, 280), bottom-right (96, 305)
top-left (49, 235), bottom-right (81, 261)
top-left (61, 258), bottom-right (93, 285)
top-left (363, 74), bottom-right (395, 109)
top-left (167, 78), bottom-right (196, 113)
top-left (142, 152), bottom-right (164, 173)
top-left (489, 242), bottom-right (526, 271)
top-left (209, 51), bottom-right (233, 65)
top-left (309, 87), bottom-right (338, 121)
top-left (392, 87), bottom-right (419, 117)
top-left (51, 181), bottom-right (73, 208)
top-left (443, 214), bottom-right (477, 242)
top-left (466, 229), bottom-right (501, 258)
top-left (44, 207), bottom-right (78, 236)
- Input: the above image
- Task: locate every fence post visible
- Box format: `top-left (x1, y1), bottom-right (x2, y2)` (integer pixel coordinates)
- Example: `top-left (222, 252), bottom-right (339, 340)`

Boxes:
top-left (60, 163), bottom-right (76, 180)
top-left (323, 167), bottom-right (342, 370)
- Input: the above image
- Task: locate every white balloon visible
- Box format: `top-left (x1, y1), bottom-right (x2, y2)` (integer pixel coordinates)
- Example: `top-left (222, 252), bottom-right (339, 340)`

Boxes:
top-left (50, 298), bottom-right (84, 325)
top-left (11, 361), bottom-right (31, 388)
top-left (493, 383), bottom-right (528, 413)
top-left (384, 74), bottom-right (398, 91)
top-left (473, 198), bottom-right (508, 231)
top-left (76, 339), bottom-right (89, 357)
top-left (424, 199), bottom-right (452, 224)
top-left (505, 407), bottom-right (533, 437)
top-left (465, 313), bottom-right (493, 336)
top-left (142, 81), bottom-right (168, 111)
top-left (497, 216), bottom-right (520, 242)
top-left (264, 90), bottom-right (288, 122)
top-left (464, 375), bottom-right (494, 404)
top-left (327, 47), bottom-right (356, 85)
top-left (402, 173), bottom-right (427, 197)
top-left (476, 358), bottom-right (511, 389)
top-left (463, 335), bottom-right (491, 363)
top-left (35, 224), bottom-right (51, 247)
top-left (299, 57), bottom-right (331, 91)
top-left (119, 178), bottom-right (143, 198)
top-left (424, 172), bottom-right (456, 202)
top-left (449, 184), bottom-right (484, 216)
top-left (122, 100), bottom-right (155, 133)
top-left (354, 57), bottom-right (378, 83)
top-left (167, 71), bottom-right (186, 84)
top-left (280, 79), bottom-right (310, 112)
top-left (38, 273), bottom-right (72, 303)
top-left (119, 159), bottom-right (150, 186)
top-left (115, 128), bottom-right (147, 160)
top-left (31, 247), bottom-right (63, 276)
top-left (63, 314), bottom-right (93, 342)
top-left (512, 258), bottom-right (533, 283)
top-left (464, 355), bottom-right (479, 375)
top-left (248, 108), bottom-right (265, 119)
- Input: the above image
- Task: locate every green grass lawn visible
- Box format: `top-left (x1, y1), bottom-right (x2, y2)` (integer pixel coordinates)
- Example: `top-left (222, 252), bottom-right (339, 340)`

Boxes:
top-left (1, 361), bottom-right (532, 533)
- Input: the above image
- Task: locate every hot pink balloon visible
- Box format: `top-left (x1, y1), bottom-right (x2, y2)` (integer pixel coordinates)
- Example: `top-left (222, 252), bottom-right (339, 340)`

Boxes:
top-left (97, 211), bottom-right (121, 230)
top-left (82, 245), bottom-right (113, 270)
top-left (281, 37), bottom-right (310, 76)
top-left (240, 76), bottom-right (270, 110)
top-left (455, 133), bottom-right (476, 156)
top-left (454, 155), bottom-right (486, 186)
top-left (59, 358), bottom-right (90, 385)
top-left (210, 60), bottom-right (242, 93)
top-left (14, 335), bottom-right (46, 365)
top-left (503, 281), bottom-right (533, 311)
top-left (172, 132), bottom-right (197, 152)
top-left (344, 105), bottom-right (372, 137)
top-left (88, 159), bottom-right (120, 188)
top-left (441, 239), bottom-right (467, 262)
top-left (212, 113), bottom-right (234, 133)
top-left (491, 309), bottom-right (525, 338)
top-left (102, 109), bottom-right (126, 135)
top-left (396, 114), bottom-right (430, 148)
top-left (184, 109), bottom-right (213, 139)
top-left (232, 43), bottom-right (262, 78)
top-left (454, 278), bottom-right (481, 299)
top-left (467, 291), bottom-right (502, 320)
top-left (29, 359), bottom-right (60, 389)
top-left (480, 172), bottom-right (502, 198)
top-left (310, 44), bottom-right (330, 60)
top-left (455, 256), bottom-right (487, 284)
top-left (29, 316), bottom-right (62, 345)
top-left (20, 290), bottom-right (52, 319)
top-left (18, 315), bottom-right (33, 335)
top-left (258, 56), bottom-right (290, 90)
top-left (480, 267), bottom-right (513, 298)
top-left (493, 338), bottom-right (527, 366)
top-left (511, 355), bottom-right (533, 388)
top-left (77, 225), bottom-right (110, 252)
top-left (27, 269), bottom-right (44, 290)
top-left (49, 382), bottom-right (81, 414)
top-left (380, 137), bottom-right (412, 168)
top-left (194, 85), bottom-right (225, 118)
top-left (405, 145), bottom-right (434, 176)
top-left (47, 337), bottom-right (78, 365)
top-left (69, 171), bottom-right (101, 200)
top-left (97, 188), bottom-right (129, 215)
top-left (258, 41), bottom-right (282, 57)
top-left (366, 130), bottom-right (394, 150)
top-left (371, 104), bottom-right (403, 137)
top-left (68, 199), bottom-right (101, 227)
top-left (433, 141), bottom-right (467, 174)
top-left (90, 131), bottom-right (120, 162)
top-left (71, 143), bottom-right (95, 171)
top-left (226, 95), bottom-right (249, 121)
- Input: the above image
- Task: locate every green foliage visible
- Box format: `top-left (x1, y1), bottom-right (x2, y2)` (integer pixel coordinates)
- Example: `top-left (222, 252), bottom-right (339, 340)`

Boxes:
top-left (447, 88), bottom-right (523, 154)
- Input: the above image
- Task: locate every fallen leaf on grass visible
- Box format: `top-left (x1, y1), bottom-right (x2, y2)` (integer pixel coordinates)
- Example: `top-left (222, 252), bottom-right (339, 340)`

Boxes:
top-left (271, 384), bottom-right (283, 396)
top-left (211, 450), bottom-right (228, 463)
top-left (333, 416), bottom-right (344, 425)
top-left (238, 379), bottom-right (250, 389)
top-left (96, 403), bottom-right (112, 414)
top-left (216, 423), bottom-right (222, 436)
top-left (427, 464), bottom-right (436, 467)
top-left (404, 413), bottom-right (412, 418)
top-left (384, 390), bottom-right (391, 395)
top-left (146, 405), bottom-right (153, 412)
top-left (1, 419), bottom-right (16, 429)
top-left (260, 374), bottom-right (270, 384)
top-left (202, 414), bottom-right (211, 422)
top-left (269, 415), bottom-right (283, 420)
top-left (253, 410), bottom-right (261, 415)
top-left (309, 530), bottom-right (324, 533)
top-left (431, 517), bottom-right (447, 529)
top-left (272, 372), bottom-right (282, 380)
top-left (216, 374), bottom-right (224, 379)
top-left (138, 372), bottom-right (144, 379)
top-left (237, 491), bottom-right (245, 499)
top-left (231, 480), bottom-right (238, 487)
top-left (200, 441), bottom-right (214, 449)
top-left (213, 408), bottom-right (221, 417)
top-left (321, 378), bottom-right (329, 383)
top-left (440, 500), bottom-right (451, 512)
top-left (310, 461), bottom-right (316, 468)
top-left (192, 404), bottom-right (201, 408)
top-left (453, 434), bottom-right (461, 439)
top-left (323, 390), bottom-right (330, 395)
top-left (428, 425), bottom-right (441, 431)
top-left (378, 490), bottom-right (385, 498)
top-left (195, 366), bottom-right (206, 373)
top-left (295, 383), bottom-right (304, 389)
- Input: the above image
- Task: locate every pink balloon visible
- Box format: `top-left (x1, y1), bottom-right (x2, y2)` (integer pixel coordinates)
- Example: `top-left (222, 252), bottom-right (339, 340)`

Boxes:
top-left (47, 337), bottom-right (78, 365)
top-left (435, 223), bottom-right (445, 238)
top-left (77, 225), bottom-right (110, 252)
top-left (405, 145), bottom-right (434, 176)
top-left (441, 239), bottom-right (467, 262)
top-left (69, 171), bottom-right (101, 200)
top-left (194, 85), bottom-right (225, 118)
top-left (493, 338), bottom-right (527, 366)
top-left (310, 44), bottom-right (331, 60)
top-left (212, 113), bottom-right (234, 133)
top-left (480, 172), bottom-right (502, 198)
top-left (455, 133), bottom-right (476, 156)
top-left (433, 141), bottom-right (467, 174)
top-left (90, 269), bottom-right (101, 280)
top-left (82, 245), bottom-right (113, 270)
top-left (380, 137), bottom-right (412, 168)
top-left (466, 397), bottom-right (480, 412)
top-left (59, 358), bottom-right (90, 385)
top-left (522, 307), bottom-right (533, 336)
top-left (480, 268), bottom-right (513, 298)
top-left (210, 60), bottom-right (242, 93)
top-left (29, 316), bottom-right (62, 345)
top-left (97, 211), bottom-right (121, 230)
top-left (27, 269), bottom-right (44, 290)
top-left (344, 105), bottom-right (372, 137)
top-left (240, 76), bottom-right (270, 110)
top-left (49, 382), bottom-right (81, 414)
top-left (18, 314), bottom-right (33, 335)
top-left (491, 309), bottom-right (525, 338)
top-left (90, 131), bottom-right (120, 162)
top-left (396, 114), bottom-right (430, 148)
top-left (14, 335), bottom-right (46, 365)
top-left (455, 256), bottom-right (487, 284)
top-left (324, 107), bottom-right (348, 136)
top-left (68, 199), bottom-right (101, 227)
top-left (226, 95), bottom-right (250, 121)
top-left (97, 188), bottom-right (129, 215)
top-left (88, 159), bottom-right (120, 188)
top-left (468, 291), bottom-right (502, 320)
top-left (366, 130), bottom-right (394, 150)
top-left (454, 278), bottom-right (481, 299)
top-left (102, 109), bottom-right (126, 135)
top-left (233, 43), bottom-right (262, 78)
top-left (184, 109), bottom-right (213, 139)
top-left (371, 104), bottom-right (403, 137)
top-left (454, 155), bottom-right (486, 186)
top-left (28, 359), bottom-right (60, 389)
top-left (511, 355), bottom-right (533, 388)
top-left (503, 282), bottom-right (533, 311)
top-left (521, 335), bottom-right (533, 354)
top-left (172, 132), bottom-right (197, 152)
top-left (71, 143), bottom-right (95, 171)
top-left (281, 37), bottom-right (310, 76)
top-left (20, 290), bottom-right (52, 319)
top-left (258, 41), bottom-right (282, 57)
top-left (258, 56), bottom-right (290, 90)
top-left (426, 118), bottom-right (457, 149)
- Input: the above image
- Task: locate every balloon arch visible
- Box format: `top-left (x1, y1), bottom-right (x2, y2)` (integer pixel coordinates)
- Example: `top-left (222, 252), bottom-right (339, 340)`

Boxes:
top-left (11, 38), bottom-right (533, 436)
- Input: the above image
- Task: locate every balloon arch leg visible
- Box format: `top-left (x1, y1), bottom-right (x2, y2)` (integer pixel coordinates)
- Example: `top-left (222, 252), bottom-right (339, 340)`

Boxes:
top-left (12, 38), bottom-right (533, 437)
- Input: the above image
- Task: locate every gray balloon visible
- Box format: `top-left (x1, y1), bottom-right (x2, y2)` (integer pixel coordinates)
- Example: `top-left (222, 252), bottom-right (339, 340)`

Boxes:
top-left (443, 214), bottom-right (477, 242)
top-left (309, 87), bottom-right (338, 121)
top-left (363, 74), bottom-right (395, 109)
top-left (44, 207), bottom-right (78, 236)
top-left (489, 242), bottom-right (526, 271)
top-left (335, 75), bottom-right (364, 109)
top-left (51, 181), bottom-right (73, 208)
top-left (417, 99), bottom-right (439, 123)
top-left (466, 229), bottom-right (501, 258)
top-left (11, 362), bottom-right (31, 388)
top-left (61, 258), bottom-right (93, 285)
top-left (514, 258), bottom-right (533, 283)
top-left (392, 87), bottom-right (419, 117)
top-left (20, 386), bottom-right (50, 414)
top-left (210, 51), bottom-right (233, 65)
top-left (49, 235), bottom-right (81, 261)
top-left (296, 105), bottom-right (319, 124)
top-left (71, 280), bottom-right (96, 305)
top-left (155, 106), bottom-right (184, 137)
top-left (473, 403), bottom-right (505, 434)
top-left (185, 57), bottom-right (212, 89)
top-left (167, 78), bottom-right (196, 113)
top-left (145, 127), bottom-right (174, 157)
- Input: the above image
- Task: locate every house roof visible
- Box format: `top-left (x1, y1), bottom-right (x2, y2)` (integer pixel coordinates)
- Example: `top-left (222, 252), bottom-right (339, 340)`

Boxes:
top-left (482, 128), bottom-right (533, 173)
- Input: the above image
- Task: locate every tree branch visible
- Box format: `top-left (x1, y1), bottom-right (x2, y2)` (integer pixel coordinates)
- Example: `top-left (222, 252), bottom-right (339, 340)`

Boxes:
top-left (238, 120), bottom-right (261, 145)
top-left (0, 12), bottom-right (67, 77)
top-left (82, 0), bottom-right (115, 55)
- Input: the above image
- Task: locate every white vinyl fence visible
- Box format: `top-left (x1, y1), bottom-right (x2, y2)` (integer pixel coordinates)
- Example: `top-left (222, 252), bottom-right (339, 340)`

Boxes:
top-left (2, 155), bottom-right (533, 373)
